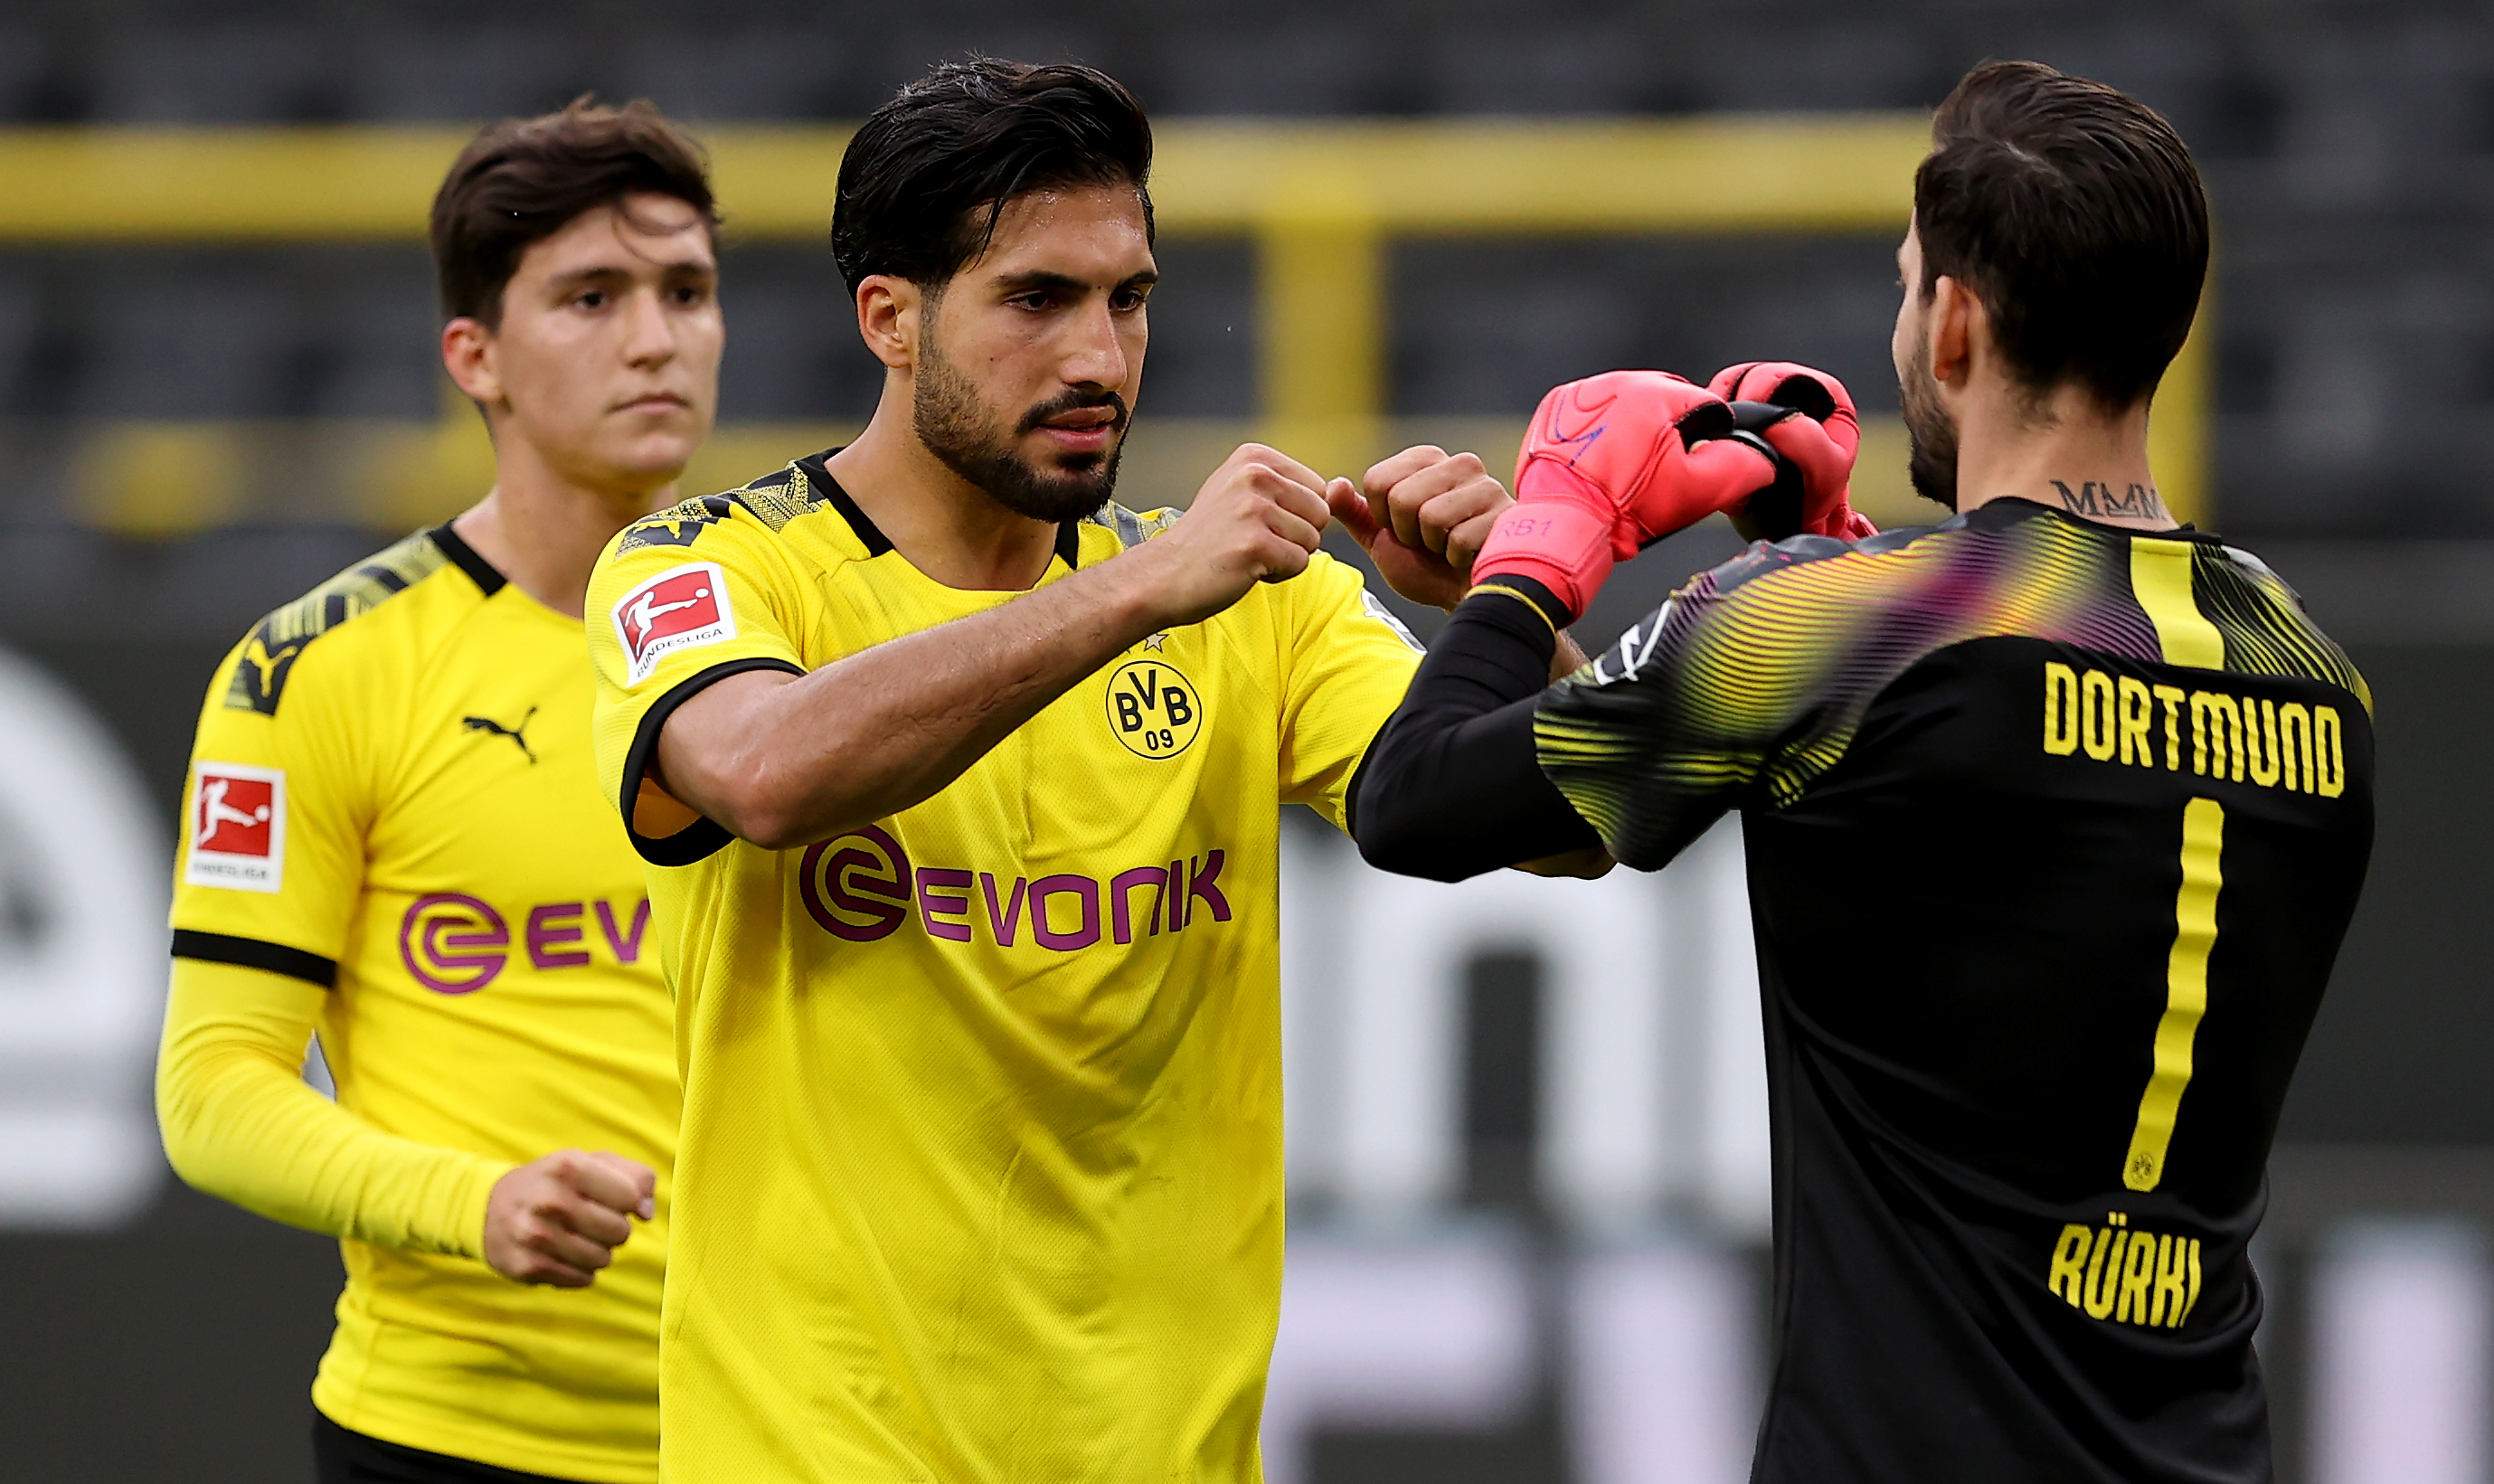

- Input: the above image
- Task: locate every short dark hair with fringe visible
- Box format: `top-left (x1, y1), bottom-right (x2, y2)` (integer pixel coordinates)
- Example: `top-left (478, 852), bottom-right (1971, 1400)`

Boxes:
top-left (430, 97), bottom-right (717, 327)
top-left (832, 59), bottom-right (1154, 296)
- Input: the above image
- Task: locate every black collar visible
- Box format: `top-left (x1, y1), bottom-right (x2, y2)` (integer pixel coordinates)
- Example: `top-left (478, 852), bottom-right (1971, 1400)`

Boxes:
top-left (794, 449), bottom-right (891, 556)
top-left (427, 522), bottom-right (507, 596)
top-left (795, 448), bottom-right (1083, 570)
top-left (1970, 496), bottom-right (2209, 542)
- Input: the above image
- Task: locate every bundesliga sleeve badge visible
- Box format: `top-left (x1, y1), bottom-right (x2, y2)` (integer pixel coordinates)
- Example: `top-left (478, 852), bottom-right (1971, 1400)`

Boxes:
top-left (186, 761), bottom-right (285, 893)
top-left (613, 562), bottom-right (738, 685)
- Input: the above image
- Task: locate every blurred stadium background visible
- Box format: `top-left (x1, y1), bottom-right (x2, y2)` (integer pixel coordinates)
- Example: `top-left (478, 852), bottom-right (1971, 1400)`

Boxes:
top-left (1, 1), bottom-right (2490, 1479)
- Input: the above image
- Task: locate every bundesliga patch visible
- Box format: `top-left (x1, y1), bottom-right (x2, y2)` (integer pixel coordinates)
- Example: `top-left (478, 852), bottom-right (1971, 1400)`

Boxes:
top-left (186, 761), bottom-right (284, 893)
top-left (613, 562), bottom-right (736, 685)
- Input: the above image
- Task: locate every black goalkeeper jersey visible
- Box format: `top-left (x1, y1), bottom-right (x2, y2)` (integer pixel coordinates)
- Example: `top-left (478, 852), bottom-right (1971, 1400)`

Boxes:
top-left (1356, 497), bottom-right (2376, 1483)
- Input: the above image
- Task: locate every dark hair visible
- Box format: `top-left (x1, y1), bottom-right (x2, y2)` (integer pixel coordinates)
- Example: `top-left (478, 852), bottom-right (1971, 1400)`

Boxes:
top-left (833, 59), bottom-right (1154, 294)
top-left (1914, 61), bottom-right (2208, 410)
top-left (430, 97), bottom-right (718, 326)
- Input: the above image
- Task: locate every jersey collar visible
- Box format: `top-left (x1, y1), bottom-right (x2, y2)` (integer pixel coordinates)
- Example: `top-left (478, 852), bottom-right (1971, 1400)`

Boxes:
top-left (427, 522), bottom-right (508, 596)
top-left (796, 448), bottom-right (1084, 572)
top-left (1971, 496), bottom-right (2213, 544)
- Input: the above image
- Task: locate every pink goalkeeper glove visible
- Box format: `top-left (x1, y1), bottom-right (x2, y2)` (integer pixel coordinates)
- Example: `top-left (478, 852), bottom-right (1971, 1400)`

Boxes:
top-left (1707, 362), bottom-right (1877, 542)
top-left (1470, 371), bottom-right (1778, 620)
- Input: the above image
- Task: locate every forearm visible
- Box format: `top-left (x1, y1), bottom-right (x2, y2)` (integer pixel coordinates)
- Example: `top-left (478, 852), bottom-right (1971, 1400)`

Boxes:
top-left (1353, 581), bottom-right (1603, 881)
top-left (156, 959), bottom-right (511, 1256)
top-left (661, 553), bottom-right (1164, 849)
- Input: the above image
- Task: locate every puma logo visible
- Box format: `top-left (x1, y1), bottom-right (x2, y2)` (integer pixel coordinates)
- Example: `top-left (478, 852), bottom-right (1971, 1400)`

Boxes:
top-left (461, 707), bottom-right (538, 763)
top-left (223, 636), bottom-right (307, 714)
top-left (241, 640), bottom-right (300, 695)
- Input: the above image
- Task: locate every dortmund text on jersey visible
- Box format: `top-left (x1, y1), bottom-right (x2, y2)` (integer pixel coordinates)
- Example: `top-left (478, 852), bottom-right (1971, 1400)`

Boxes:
top-left (586, 452), bottom-right (1422, 1482)
top-left (1535, 500), bottom-right (2373, 1483)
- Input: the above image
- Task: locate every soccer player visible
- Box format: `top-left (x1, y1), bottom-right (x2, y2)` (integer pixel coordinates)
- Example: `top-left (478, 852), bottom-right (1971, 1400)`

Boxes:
top-left (1353, 62), bottom-right (2374, 1482)
top-left (583, 60), bottom-right (1574, 1480)
top-left (156, 100), bottom-right (720, 1484)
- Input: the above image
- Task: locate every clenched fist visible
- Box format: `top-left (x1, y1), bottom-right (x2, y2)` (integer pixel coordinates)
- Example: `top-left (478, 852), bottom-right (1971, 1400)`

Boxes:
top-left (1471, 372), bottom-right (1777, 621)
top-left (1128, 443), bottom-right (1332, 629)
top-left (1326, 445), bottom-right (1513, 612)
top-left (483, 1148), bottom-right (657, 1289)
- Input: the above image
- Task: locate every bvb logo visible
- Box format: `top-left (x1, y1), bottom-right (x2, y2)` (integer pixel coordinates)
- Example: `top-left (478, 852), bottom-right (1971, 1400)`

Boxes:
top-left (1105, 659), bottom-right (1201, 759)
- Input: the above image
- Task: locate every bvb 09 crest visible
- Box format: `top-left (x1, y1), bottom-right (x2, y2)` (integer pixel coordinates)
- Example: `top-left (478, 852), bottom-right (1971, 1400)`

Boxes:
top-left (1104, 658), bottom-right (1201, 759)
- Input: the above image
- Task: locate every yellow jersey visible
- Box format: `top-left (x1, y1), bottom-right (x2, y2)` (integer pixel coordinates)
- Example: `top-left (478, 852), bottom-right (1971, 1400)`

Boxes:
top-left (165, 525), bottom-right (675, 1481)
top-left (586, 452), bottom-right (1422, 1482)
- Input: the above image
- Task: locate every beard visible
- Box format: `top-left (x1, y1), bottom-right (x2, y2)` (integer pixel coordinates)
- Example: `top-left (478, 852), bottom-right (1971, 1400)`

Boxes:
top-left (913, 338), bottom-right (1125, 524)
top-left (1900, 334), bottom-right (1960, 512)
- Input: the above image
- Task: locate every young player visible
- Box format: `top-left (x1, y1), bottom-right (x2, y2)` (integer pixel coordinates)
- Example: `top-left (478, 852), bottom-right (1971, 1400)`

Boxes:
top-left (1353, 61), bottom-right (2374, 1482)
top-left (583, 60), bottom-right (1589, 1482)
top-left (156, 100), bottom-right (722, 1484)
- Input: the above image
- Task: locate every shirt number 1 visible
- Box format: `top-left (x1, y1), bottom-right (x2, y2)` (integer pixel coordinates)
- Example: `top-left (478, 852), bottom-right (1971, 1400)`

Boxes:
top-left (2123, 797), bottom-right (2225, 1193)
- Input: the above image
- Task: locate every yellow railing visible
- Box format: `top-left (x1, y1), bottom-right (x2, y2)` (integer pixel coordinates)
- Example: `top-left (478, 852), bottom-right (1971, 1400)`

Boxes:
top-left (0, 119), bottom-right (2208, 532)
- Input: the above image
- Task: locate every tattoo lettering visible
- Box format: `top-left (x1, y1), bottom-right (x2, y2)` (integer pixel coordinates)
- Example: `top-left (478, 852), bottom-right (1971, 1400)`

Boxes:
top-left (2050, 480), bottom-right (2169, 520)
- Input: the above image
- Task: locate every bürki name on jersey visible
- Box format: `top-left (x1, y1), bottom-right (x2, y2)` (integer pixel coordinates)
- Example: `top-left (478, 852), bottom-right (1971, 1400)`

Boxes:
top-left (2046, 1211), bottom-right (2203, 1330)
top-left (613, 561), bottom-right (736, 685)
top-left (799, 826), bottom-right (1231, 950)
top-left (401, 893), bottom-right (650, 994)
top-left (186, 761), bottom-right (285, 892)
top-left (2041, 660), bottom-right (2349, 796)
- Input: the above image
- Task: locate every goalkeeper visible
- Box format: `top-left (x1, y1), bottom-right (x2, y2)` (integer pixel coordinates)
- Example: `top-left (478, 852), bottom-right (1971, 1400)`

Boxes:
top-left (1353, 61), bottom-right (2374, 1483)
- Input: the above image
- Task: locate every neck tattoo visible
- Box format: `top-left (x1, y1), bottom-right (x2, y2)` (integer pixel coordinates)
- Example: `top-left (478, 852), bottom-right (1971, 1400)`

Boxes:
top-left (2049, 479), bottom-right (2169, 522)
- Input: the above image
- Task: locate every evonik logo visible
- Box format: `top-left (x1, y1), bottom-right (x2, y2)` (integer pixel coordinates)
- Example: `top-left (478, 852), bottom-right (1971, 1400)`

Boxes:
top-left (185, 761), bottom-right (285, 893)
top-left (612, 562), bottom-right (735, 685)
top-left (399, 893), bottom-right (652, 994)
top-left (798, 826), bottom-right (1233, 950)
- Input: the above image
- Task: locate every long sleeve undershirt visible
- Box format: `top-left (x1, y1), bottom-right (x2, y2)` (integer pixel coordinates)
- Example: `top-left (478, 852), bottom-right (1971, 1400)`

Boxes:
top-left (1351, 581), bottom-right (1601, 882)
top-left (155, 958), bottom-right (508, 1258)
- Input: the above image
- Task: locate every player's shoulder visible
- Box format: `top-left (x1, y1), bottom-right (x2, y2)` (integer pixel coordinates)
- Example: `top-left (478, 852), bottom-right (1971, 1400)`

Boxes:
top-left (221, 526), bottom-right (495, 718)
top-left (2194, 531), bottom-right (2322, 627)
top-left (1280, 546), bottom-right (1418, 630)
top-left (609, 449), bottom-right (884, 578)
top-left (1063, 504), bottom-right (1415, 650)
top-left (1069, 500), bottom-right (1183, 568)
top-left (1628, 517), bottom-right (1949, 656)
top-left (1692, 514), bottom-right (1957, 603)
top-left (1687, 497), bottom-right (2159, 619)
top-left (2193, 534), bottom-right (2373, 712)
top-left (1222, 548), bottom-right (1427, 681)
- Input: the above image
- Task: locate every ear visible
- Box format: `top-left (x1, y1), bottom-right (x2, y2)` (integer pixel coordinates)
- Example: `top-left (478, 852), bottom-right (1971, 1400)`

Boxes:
top-left (441, 317), bottom-right (505, 410)
top-left (855, 274), bottom-right (921, 373)
top-left (1927, 275), bottom-right (1979, 390)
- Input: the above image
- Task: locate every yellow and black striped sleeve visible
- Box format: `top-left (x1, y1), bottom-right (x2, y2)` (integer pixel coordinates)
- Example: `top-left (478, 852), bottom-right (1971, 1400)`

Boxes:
top-left (1533, 534), bottom-right (1893, 870)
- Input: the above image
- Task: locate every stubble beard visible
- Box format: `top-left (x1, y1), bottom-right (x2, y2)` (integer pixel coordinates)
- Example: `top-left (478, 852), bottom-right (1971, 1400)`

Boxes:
top-left (1901, 334), bottom-right (1961, 513)
top-left (913, 336), bottom-right (1124, 525)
